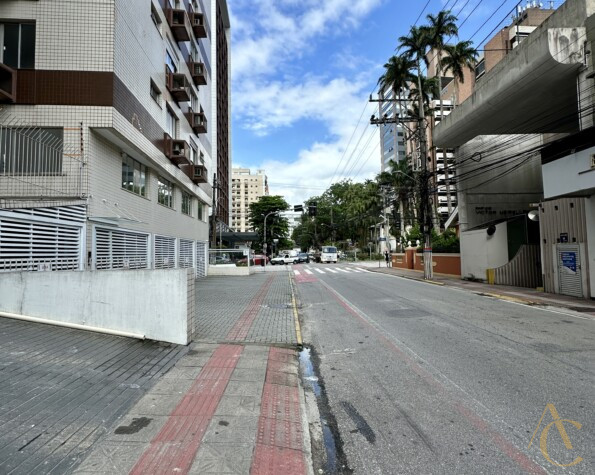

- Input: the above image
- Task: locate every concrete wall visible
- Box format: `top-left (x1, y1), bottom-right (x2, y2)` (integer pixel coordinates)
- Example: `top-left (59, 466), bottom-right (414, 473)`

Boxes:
top-left (460, 222), bottom-right (509, 280)
top-left (456, 135), bottom-right (544, 231)
top-left (542, 145), bottom-right (595, 198)
top-left (0, 269), bottom-right (195, 345)
top-left (208, 264), bottom-right (253, 276)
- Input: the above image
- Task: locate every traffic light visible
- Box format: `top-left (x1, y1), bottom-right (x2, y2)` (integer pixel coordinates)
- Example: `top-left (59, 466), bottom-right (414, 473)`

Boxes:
top-left (294, 204), bottom-right (303, 212)
top-left (308, 202), bottom-right (317, 216)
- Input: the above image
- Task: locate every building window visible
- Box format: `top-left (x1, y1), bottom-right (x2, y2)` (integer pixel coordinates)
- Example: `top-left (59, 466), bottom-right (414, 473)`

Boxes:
top-left (0, 22), bottom-right (36, 69)
top-left (197, 201), bottom-right (205, 221)
top-left (150, 79), bottom-right (161, 105)
top-left (181, 191), bottom-right (192, 216)
top-left (166, 106), bottom-right (177, 138)
top-left (0, 127), bottom-right (62, 175)
top-left (158, 177), bottom-right (174, 208)
top-left (166, 50), bottom-right (177, 73)
top-left (150, 2), bottom-right (162, 30)
top-left (121, 154), bottom-right (147, 196)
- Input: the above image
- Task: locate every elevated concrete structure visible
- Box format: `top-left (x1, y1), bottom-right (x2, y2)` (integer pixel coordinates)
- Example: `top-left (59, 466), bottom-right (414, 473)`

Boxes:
top-left (434, 0), bottom-right (593, 147)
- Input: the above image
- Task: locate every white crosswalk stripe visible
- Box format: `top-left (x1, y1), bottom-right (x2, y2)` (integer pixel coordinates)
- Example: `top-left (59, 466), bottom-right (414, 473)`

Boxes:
top-left (350, 269), bottom-right (361, 273)
top-left (305, 269), bottom-right (313, 275)
top-left (356, 267), bottom-right (371, 273)
top-left (336, 268), bottom-right (349, 273)
top-left (324, 268), bottom-right (338, 273)
top-left (315, 269), bottom-right (325, 274)
top-left (294, 270), bottom-right (300, 275)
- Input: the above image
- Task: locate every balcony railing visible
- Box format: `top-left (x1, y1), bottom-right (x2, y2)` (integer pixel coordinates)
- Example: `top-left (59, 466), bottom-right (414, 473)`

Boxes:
top-left (165, 7), bottom-right (190, 42)
top-left (165, 67), bottom-right (191, 103)
top-left (163, 133), bottom-right (191, 166)
top-left (181, 163), bottom-right (208, 184)
top-left (185, 108), bottom-right (207, 134)
top-left (187, 61), bottom-right (207, 86)
top-left (190, 12), bottom-right (207, 38)
top-left (0, 63), bottom-right (16, 103)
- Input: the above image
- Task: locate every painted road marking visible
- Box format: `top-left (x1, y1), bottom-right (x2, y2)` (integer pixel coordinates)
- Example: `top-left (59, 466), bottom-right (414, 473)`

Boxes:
top-left (294, 270), bottom-right (300, 275)
top-left (356, 267), bottom-right (371, 272)
top-left (305, 269), bottom-right (313, 275)
top-left (336, 268), bottom-right (349, 273)
top-left (315, 269), bottom-right (325, 274)
top-left (324, 268), bottom-right (338, 273)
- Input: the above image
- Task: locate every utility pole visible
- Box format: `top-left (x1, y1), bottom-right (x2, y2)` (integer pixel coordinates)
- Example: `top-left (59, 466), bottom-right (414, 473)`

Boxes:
top-left (416, 63), bottom-right (433, 280)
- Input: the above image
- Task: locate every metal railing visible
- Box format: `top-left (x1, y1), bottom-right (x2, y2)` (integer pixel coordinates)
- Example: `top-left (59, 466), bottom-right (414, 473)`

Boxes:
top-left (0, 258), bottom-right (81, 273)
top-left (0, 109), bottom-right (87, 206)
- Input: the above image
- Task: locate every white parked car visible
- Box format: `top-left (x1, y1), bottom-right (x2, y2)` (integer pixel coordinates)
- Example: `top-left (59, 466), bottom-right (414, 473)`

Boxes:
top-left (270, 254), bottom-right (298, 265)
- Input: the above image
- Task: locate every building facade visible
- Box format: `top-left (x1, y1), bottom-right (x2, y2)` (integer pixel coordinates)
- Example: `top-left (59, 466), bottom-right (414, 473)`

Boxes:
top-left (433, 0), bottom-right (593, 295)
top-left (378, 88), bottom-right (407, 173)
top-left (231, 168), bottom-right (268, 232)
top-left (0, 0), bottom-right (230, 276)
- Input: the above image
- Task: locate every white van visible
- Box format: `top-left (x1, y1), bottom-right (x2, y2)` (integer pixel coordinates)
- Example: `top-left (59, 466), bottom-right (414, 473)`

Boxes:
top-left (318, 246), bottom-right (338, 263)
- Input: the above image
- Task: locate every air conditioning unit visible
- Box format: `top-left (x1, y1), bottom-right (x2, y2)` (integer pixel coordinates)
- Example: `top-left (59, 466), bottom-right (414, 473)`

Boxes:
top-left (192, 165), bottom-right (206, 179)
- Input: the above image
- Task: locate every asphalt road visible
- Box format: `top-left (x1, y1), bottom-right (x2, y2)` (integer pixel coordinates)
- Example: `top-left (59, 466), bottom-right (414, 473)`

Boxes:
top-left (295, 263), bottom-right (594, 474)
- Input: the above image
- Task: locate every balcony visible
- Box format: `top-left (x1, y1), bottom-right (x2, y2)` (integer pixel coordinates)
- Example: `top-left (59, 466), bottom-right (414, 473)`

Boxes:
top-left (0, 63), bottom-right (16, 103)
top-left (163, 133), bottom-right (191, 166)
top-left (165, 68), bottom-right (191, 103)
top-left (181, 163), bottom-right (208, 184)
top-left (165, 8), bottom-right (190, 42)
top-left (188, 61), bottom-right (207, 86)
top-left (190, 12), bottom-right (207, 38)
top-left (185, 108), bottom-right (207, 134)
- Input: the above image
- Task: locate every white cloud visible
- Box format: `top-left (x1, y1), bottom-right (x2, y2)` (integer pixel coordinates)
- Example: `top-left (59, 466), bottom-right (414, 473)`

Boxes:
top-left (229, 0), bottom-right (383, 80)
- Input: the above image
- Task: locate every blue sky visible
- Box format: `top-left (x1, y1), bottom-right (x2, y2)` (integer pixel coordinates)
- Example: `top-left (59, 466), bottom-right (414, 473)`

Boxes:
top-left (227, 0), bottom-right (546, 206)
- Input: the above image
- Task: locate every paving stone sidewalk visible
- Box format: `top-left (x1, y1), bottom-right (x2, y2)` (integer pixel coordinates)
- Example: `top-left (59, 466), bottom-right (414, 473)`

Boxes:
top-left (195, 273), bottom-right (300, 346)
top-left (74, 270), bottom-right (311, 475)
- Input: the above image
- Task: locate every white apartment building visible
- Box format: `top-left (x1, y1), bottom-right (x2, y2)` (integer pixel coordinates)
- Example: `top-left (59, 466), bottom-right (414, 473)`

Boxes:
top-left (231, 168), bottom-right (268, 232)
top-left (0, 0), bottom-right (231, 276)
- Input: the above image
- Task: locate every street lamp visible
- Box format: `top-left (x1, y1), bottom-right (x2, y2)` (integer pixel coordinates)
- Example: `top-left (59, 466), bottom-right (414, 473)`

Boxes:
top-left (263, 211), bottom-right (277, 269)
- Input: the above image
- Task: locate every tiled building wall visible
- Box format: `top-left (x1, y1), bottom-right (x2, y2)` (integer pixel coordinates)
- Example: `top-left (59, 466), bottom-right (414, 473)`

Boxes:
top-left (113, 0), bottom-right (214, 177)
top-left (87, 128), bottom-right (209, 246)
top-left (0, 0), bottom-right (114, 71)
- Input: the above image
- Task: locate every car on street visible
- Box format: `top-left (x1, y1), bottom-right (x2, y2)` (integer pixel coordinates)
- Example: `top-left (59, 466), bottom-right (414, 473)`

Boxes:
top-left (270, 253), bottom-right (298, 265)
top-left (296, 252), bottom-right (309, 263)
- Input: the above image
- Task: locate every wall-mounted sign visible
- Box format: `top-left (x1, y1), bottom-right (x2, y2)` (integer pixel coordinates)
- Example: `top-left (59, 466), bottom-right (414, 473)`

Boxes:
top-left (560, 233), bottom-right (569, 243)
top-left (560, 251), bottom-right (577, 273)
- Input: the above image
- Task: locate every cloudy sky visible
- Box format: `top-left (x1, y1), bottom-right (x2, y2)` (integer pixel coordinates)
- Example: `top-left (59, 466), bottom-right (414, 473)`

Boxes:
top-left (226, 0), bottom-right (541, 206)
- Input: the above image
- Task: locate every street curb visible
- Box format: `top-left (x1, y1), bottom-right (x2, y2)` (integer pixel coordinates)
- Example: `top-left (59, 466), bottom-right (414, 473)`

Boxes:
top-left (367, 268), bottom-right (445, 286)
top-left (290, 274), bottom-right (304, 348)
top-left (474, 292), bottom-right (536, 306)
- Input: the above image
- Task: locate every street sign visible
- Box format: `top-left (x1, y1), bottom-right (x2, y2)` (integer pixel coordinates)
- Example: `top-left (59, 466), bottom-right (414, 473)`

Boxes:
top-left (294, 205), bottom-right (303, 212)
top-left (560, 233), bottom-right (569, 243)
top-left (378, 237), bottom-right (386, 242)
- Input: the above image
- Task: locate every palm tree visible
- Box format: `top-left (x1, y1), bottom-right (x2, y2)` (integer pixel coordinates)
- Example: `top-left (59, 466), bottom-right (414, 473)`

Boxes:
top-left (440, 40), bottom-right (478, 107)
top-left (398, 26), bottom-right (433, 239)
top-left (378, 55), bottom-right (415, 120)
top-left (426, 10), bottom-right (458, 119)
top-left (408, 75), bottom-right (440, 111)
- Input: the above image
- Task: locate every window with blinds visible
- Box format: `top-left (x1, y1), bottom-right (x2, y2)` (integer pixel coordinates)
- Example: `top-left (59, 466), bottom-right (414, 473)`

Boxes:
top-left (94, 227), bottom-right (149, 270)
top-left (179, 239), bottom-right (194, 268)
top-left (154, 235), bottom-right (176, 268)
top-left (0, 217), bottom-right (81, 272)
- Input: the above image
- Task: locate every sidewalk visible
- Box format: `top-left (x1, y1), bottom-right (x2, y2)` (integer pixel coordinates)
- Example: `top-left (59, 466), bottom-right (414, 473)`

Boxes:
top-left (72, 272), bottom-right (311, 474)
top-left (350, 261), bottom-right (595, 317)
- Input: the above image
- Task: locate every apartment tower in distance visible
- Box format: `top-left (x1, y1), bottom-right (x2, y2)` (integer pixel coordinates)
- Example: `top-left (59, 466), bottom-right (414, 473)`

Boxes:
top-left (0, 0), bottom-right (231, 276)
top-left (231, 168), bottom-right (268, 232)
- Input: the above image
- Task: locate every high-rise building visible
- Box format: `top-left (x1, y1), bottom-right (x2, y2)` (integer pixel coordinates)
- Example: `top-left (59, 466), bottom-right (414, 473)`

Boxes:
top-left (0, 0), bottom-right (230, 276)
top-left (378, 88), bottom-right (407, 173)
top-left (231, 168), bottom-right (268, 232)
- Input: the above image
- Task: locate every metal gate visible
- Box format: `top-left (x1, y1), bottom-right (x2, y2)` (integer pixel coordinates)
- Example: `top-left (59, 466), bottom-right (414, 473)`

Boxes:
top-left (179, 239), bottom-right (194, 269)
top-left (196, 241), bottom-right (207, 278)
top-left (154, 235), bottom-right (176, 269)
top-left (557, 244), bottom-right (583, 298)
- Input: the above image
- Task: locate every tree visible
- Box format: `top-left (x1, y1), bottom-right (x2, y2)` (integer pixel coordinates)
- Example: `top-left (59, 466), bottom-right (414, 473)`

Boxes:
top-left (378, 55), bottom-right (415, 120)
top-left (408, 75), bottom-right (440, 111)
top-left (426, 10), bottom-right (458, 118)
top-left (248, 196), bottom-right (289, 255)
top-left (440, 40), bottom-right (478, 107)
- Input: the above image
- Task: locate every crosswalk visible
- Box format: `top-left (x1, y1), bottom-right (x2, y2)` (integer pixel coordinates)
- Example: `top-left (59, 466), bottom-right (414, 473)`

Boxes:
top-left (293, 266), bottom-right (371, 276)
